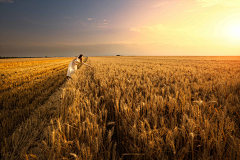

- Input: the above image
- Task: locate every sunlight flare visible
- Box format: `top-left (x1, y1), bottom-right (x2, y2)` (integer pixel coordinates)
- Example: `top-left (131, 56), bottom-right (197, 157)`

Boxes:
top-left (228, 24), bottom-right (240, 39)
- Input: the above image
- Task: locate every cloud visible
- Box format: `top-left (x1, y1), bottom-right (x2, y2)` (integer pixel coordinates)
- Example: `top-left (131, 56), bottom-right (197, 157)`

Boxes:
top-left (87, 18), bottom-right (95, 21)
top-left (129, 23), bottom-right (208, 47)
top-left (98, 25), bottom-right (107, 28)
top-left (130, 27), bottom-right (142, 33)
top-left (103, 19), bottom-right (108, 22)
top-left (153, 1), bottom-right (169, 8)
top-left (0, 0), bottom-right (14, 3)
top-left (64, 16), bottom-right (73, 20)
top-left (196, 0), bottom-right (223, 7)
top-left (197, 0), bottom-right (240, 7)
top-left (130, 24), bottom-right (167, 33)
top-left (186, 9), bottom-right (197, 13)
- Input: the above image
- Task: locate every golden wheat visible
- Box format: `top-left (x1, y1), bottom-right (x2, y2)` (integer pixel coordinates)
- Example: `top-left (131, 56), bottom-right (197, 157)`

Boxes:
top-left (1, 56), bottom-right (240, 160)
top-left (0, 57), bottom-right (88, 153)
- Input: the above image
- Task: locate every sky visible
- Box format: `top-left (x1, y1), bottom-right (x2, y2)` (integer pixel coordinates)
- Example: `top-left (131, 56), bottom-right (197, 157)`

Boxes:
top-left (0, 0), bottom-right (240, 57)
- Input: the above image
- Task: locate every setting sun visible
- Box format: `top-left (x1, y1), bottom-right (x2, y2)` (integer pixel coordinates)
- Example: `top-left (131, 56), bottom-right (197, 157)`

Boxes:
top-left (0, 0), bottom-right (240, 56)
top-left (228, 24), bottom-right (240, 39)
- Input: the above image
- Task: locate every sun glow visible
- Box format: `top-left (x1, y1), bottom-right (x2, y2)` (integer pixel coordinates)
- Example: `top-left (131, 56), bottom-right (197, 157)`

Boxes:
top-left (222, 17), bottom-right (240, 42)
top-left (228, 25), bottom-right (240, 39)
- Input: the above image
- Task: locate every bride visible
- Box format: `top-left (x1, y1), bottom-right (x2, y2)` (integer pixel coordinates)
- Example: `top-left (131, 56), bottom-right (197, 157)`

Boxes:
top-left (66, 54), bottom-right (91, 79)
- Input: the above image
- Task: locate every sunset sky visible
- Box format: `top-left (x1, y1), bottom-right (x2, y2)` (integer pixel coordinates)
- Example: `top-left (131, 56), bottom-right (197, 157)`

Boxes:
top-left (0, 0), bottom-right (240, 57)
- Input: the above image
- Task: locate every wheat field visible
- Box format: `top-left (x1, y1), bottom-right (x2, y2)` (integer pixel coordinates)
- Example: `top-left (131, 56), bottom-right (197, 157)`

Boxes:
top-left (1, 56), bottom-right (240, 160)
top-left (0, 57), bottom-right (88, 154)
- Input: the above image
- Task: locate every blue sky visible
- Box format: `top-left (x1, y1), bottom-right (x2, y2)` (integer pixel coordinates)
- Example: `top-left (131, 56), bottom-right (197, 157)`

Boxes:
top-left (0, 0), bottom-right (240, 57)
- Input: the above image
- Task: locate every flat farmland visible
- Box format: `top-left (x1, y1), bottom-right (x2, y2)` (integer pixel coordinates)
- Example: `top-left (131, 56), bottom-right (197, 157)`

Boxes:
top-left (1, 56), bottom-right (240, 160)
top-left (0, 57), bottom-right (75, 151)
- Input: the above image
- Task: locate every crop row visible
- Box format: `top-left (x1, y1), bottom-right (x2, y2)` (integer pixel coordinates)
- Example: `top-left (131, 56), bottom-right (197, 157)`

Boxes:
top-left (0, 57), bottom-right (87, 153)
top-left (0, 58), bottom-right (72, 91)
top-left (1, 56), bottom-right (239, 159)
top-left (0, 63), bottom-right (68, 93)
top-left (54, 57), bottom-right (240, 159)
top-left (0, 57), bottom-right (71, 68)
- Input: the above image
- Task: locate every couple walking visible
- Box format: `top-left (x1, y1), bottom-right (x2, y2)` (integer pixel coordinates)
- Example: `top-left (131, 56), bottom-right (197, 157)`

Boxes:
top-left (67, 54), bottom-right (91, 79)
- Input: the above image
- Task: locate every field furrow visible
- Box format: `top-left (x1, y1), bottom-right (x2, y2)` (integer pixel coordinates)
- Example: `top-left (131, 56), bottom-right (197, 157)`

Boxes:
top-left (0, 64), bottom-right (68, 93)
top-left (34, 56), bottom-right (238, 160)
top-left (0, 57), bottom-right (88, 153)
top-left (1, 56), bottom-right (239, 160)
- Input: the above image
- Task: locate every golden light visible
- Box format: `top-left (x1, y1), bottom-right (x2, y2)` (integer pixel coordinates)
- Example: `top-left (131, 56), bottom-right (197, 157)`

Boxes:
top-left (221, 16), bottom-right (240, 43)
top-left (228, 24), bottom-right (240, 39)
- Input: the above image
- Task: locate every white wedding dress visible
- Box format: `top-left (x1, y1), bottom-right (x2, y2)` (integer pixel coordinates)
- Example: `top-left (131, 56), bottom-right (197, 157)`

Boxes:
top-left (67, 58), bottom-right (80, 77)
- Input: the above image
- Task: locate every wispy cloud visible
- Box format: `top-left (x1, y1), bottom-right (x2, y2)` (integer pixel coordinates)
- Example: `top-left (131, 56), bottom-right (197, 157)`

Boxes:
top-left (87, 18), bottom-right (95, 21)
top-left (64, 16), bottom-right (74, 20)
top-left (186, 9), bottom-right (197, 13)
top-left (130, 24), bottom-right (167, 33)
top-left (130, 27), bottom-right (142, 33)
top-left (98, 25), bottom-right (107, 28)
top-left (97, 20), bottom-right (109, 28)
top-left (129, 23), bottom-right (209, 47)
top-left (197, 0), bottom-right (240, 7)
top-left (0, 0), bottom-right (14, 3)
top-left (153, 1), bottom-right (169, 8)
